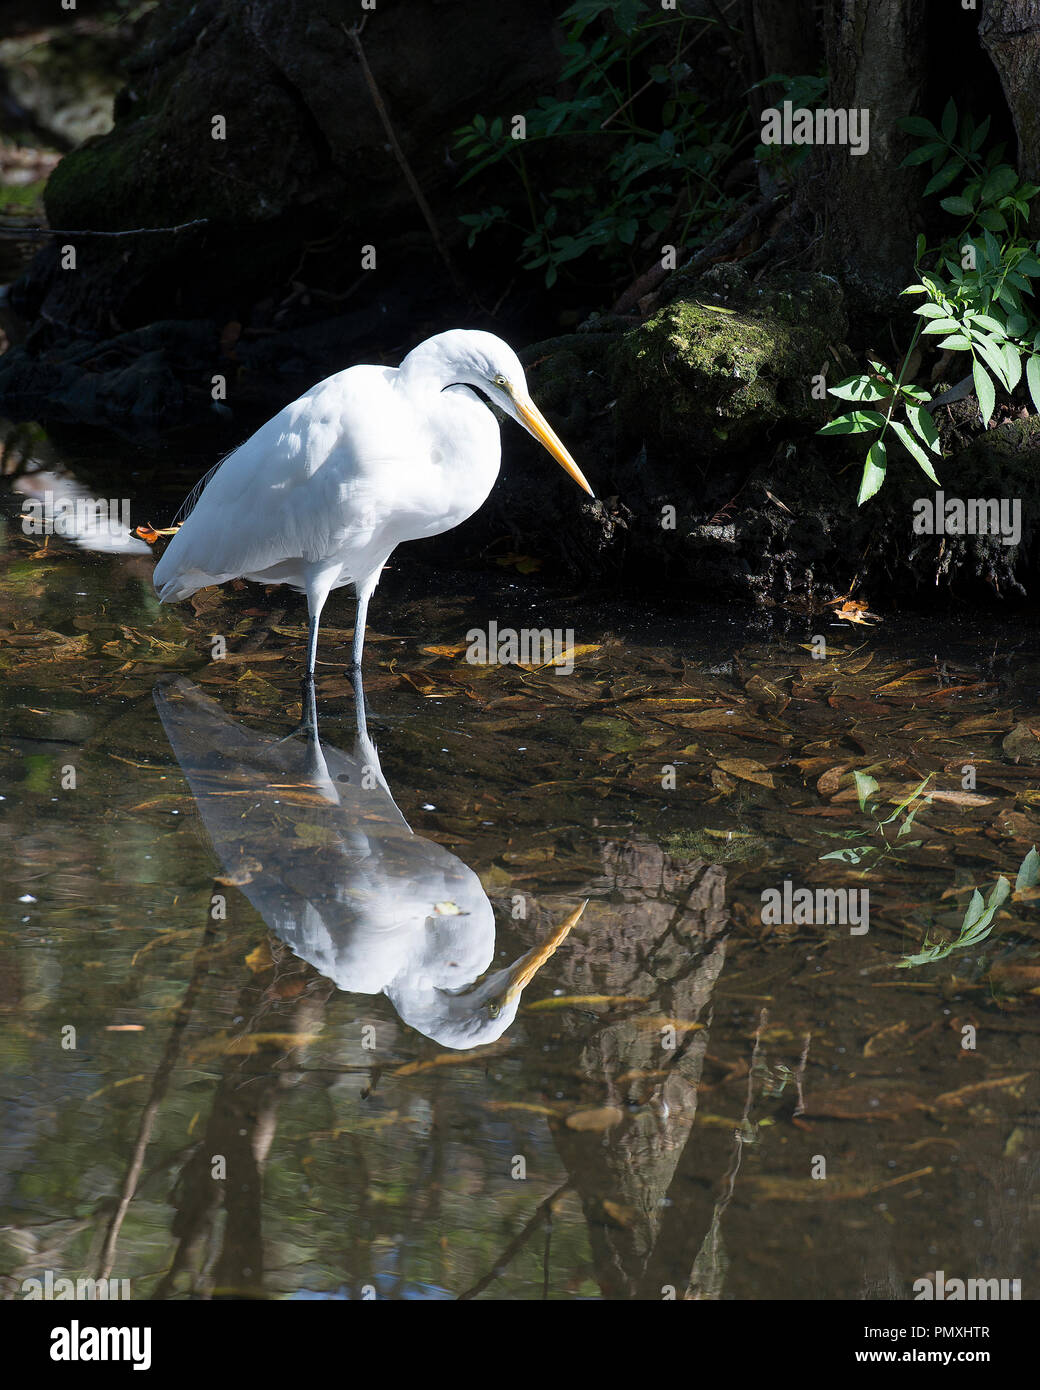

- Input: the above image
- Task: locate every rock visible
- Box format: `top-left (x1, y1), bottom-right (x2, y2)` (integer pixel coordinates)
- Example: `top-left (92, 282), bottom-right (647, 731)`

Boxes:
top-left (421, 267), bottom-right (1037, 608)
top-left (615, 263), bottom-right (847, 459)
top-left (16, 0), bottom-right (563, 336)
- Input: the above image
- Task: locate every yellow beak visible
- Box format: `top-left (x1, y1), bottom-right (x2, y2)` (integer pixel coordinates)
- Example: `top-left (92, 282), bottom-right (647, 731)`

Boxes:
top-left (512, 393), bottom-right (596, 498)
top-left (503, 900), bottom-right (588, 1003)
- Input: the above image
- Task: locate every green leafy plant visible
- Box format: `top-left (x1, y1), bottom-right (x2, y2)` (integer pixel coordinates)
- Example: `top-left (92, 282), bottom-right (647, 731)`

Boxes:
top-left (897, 845), bottom-right (1038, 968)
top-left (818, 770), bottom-right (934, 872)
top-left (819, 99), bottom-right (1040, 503)
top-left (453, 0), bottom-right (746, 287)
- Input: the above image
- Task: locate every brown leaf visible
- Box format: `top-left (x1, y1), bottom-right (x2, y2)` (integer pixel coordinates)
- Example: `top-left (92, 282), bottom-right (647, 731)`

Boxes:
top-left (817, 765), bottom-right (850, 797)
top-left (863, 1020), bottom-right (909, 1057)
top-left (717, 757), bottom-right (774, 788)
top-left (1003, 722), bottom-right (1040, 764)
top-left (564, 1105), bottom-right (624, 1132)
top-left (929, 789), bottom-right (995, 807)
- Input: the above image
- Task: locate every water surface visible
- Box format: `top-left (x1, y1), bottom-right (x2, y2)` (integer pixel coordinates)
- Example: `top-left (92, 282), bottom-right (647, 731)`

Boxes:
top-left (1, 425), bottom-right (1038, 1300)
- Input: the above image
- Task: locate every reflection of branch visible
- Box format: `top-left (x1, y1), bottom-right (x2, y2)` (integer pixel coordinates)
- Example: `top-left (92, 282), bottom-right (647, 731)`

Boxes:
top-left (793, 1031), bottom-right (812, 1117)
top-left (685, 1007), bottom-right (767, 1300)
top-left (96, 898), bottom-right (220, 1280)
top-left (457, 1181), bottom-right (571, 1300)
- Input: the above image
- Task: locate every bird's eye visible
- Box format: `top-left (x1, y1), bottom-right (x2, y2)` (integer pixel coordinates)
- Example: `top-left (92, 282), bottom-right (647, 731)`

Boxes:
top-left (487, 1001), bottom-right (501, 1019)
top-left (492, 373), bottom-right (508, 388)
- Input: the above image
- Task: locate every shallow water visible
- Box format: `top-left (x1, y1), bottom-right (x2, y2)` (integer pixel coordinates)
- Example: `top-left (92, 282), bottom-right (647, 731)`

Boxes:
top-left (1, 425), bottom-right (1039, 1300)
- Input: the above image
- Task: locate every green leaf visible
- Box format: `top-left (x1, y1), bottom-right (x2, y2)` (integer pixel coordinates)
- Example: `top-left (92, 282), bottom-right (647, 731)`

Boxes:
top-left (1004, 342), bottom-right (1022, 392)
top-left (879, 774), bottom-right (934, 826)
top-left (1015, 845), bottom-right (1040, 892)
top-left (922, 317), bottom-right (963, 335)
top-left (827, 376), bottom-right (891, 401)
top-left (972, 334), bottom-right (1012, 390)
top-left (968, 313), bottom-right (1007, 335)
top-left (923, 158), bottom-right (964, 196)
top-left (973, 358), bottom-right (996, 424)
top-left (1017, 845), bottom-right (1040, 889)
top-left (977, 209), bottom-right (1007, 232)
top-left (854, 771), bottom-right (880, 812)
top-left (857, 439), bottom-right (888, 505)
top-left (892, 421), bottom-right (940, 483)
top-left (899, 116), bottom-right (939, 138)
top-left (907, 404), bottom-right (941, 454)
top-left (940, 195), bottom-right (974, 216)
top-left (969, 114), bottom-right (991, 152)
top-left (818, 409), bottom-right (887, 435)
top-left (936, 333), bottom-right (972, 350)
top-left (981, 164), bottom-right (1019, 203)
top-left (902, 140), bottom-right (948, 167)
top-left (941, 98), bottom-right (957, 142)
top-left (914, 303), bottom-right (949, 319)
top-left (1026, 354), bottom-right (1040, 412)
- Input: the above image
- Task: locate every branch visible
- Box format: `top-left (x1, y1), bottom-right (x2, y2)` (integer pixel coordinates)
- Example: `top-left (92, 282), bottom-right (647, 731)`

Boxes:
top-left (343, 22), bottom-right (469, 303)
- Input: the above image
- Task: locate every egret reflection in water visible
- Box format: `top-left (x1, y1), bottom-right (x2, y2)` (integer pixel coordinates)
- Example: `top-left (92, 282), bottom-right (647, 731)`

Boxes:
top-left (153, 678), bottom-right (581, 1048)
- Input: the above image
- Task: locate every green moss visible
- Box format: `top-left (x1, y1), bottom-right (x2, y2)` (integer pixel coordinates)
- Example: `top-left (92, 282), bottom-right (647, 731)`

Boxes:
top-left (613, 265), bottom-right (847, 459)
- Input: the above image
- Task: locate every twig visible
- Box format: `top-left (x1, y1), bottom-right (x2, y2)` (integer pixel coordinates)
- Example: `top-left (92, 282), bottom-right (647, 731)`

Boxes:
top-left (343, 22), bottom-right (469, 302)
top-left (457, 1181), bottom-right (571, 1299)
top-left (0, 218), bottom-right (209, 239)
top-left (611, 192), bottom-right (777, 313)
top-left (600, 0), bottom-right (739, 130)
top-left (96, 898), bottom-right (221, 1280)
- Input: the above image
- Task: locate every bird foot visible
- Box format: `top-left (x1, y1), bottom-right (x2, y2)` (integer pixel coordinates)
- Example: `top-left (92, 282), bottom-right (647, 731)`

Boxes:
top-left (274, 675), bottom-right (319, 743)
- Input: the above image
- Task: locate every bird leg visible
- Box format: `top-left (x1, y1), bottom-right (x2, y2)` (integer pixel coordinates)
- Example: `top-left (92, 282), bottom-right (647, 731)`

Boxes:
top-left (351, 663), bottom-right (369, 742)
top-left (305, 612), bottom-right (321, 679)
top-left (351, 588), bottom-right (370, 670)
top-left (276, 674), bottom-right (319, 745)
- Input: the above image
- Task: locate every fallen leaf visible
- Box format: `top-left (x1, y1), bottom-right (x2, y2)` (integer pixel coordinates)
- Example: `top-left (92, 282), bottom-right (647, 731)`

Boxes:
top-left (564, 1105), bottom-right (624, 1132)
top-left (717, 757), bottom-right (775, 788)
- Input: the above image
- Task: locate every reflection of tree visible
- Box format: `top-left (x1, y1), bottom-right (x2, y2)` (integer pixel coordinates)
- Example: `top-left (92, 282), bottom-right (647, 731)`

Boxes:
top-left (525, 839), bottom-right (729, 1299)
top-left (91, 880), bottom-right (345, 1299)
top-left (155, 937), bottom-right (337, 1299)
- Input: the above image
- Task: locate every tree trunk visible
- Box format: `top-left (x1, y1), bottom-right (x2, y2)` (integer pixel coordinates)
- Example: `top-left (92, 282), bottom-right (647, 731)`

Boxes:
top-left (979, 0), bottom-right (1040, 181)
top-left (821, 0), bottom-right (928, 311)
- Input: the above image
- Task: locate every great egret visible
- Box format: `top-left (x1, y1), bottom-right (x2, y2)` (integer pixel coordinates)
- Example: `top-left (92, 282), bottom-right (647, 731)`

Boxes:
top-left (154, 676), bottom-right (584, 1048)
top-left (153, 329), bottom-right (595, 676)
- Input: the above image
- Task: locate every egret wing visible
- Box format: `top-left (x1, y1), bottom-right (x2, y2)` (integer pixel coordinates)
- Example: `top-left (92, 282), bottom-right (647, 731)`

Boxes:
top-left (154, 365), bottom-right (422, 600)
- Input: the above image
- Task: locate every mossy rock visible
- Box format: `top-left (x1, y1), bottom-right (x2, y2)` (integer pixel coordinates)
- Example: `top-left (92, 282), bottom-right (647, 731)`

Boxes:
top-left (615, 264), bottom-right (847, 460)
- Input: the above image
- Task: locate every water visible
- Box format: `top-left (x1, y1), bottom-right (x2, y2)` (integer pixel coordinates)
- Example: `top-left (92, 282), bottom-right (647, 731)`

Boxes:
top-left (1, 424), bottom-right (1038, 1300)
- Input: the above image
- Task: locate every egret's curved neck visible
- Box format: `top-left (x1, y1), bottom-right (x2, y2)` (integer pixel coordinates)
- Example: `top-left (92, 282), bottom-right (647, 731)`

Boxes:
top-left (398, 343), bottom-right (480, 398)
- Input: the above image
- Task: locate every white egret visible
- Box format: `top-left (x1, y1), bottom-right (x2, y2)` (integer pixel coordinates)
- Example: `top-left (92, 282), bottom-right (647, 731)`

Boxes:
top-left (153, 329), bottom-right (595, 676)
top-left (154, 676), bottom-right (584, 1048)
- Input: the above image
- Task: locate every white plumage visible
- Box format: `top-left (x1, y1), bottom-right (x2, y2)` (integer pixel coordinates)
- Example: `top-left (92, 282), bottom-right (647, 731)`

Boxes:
top-left (153, 329), bottom-right (593, 678)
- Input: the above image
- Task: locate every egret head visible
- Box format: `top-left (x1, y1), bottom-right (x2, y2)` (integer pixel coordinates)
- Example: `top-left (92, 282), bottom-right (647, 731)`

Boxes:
top-left (408, 329), bottom-right (596, 498)
top-left (389, 900), bottom-right (587, 1050)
